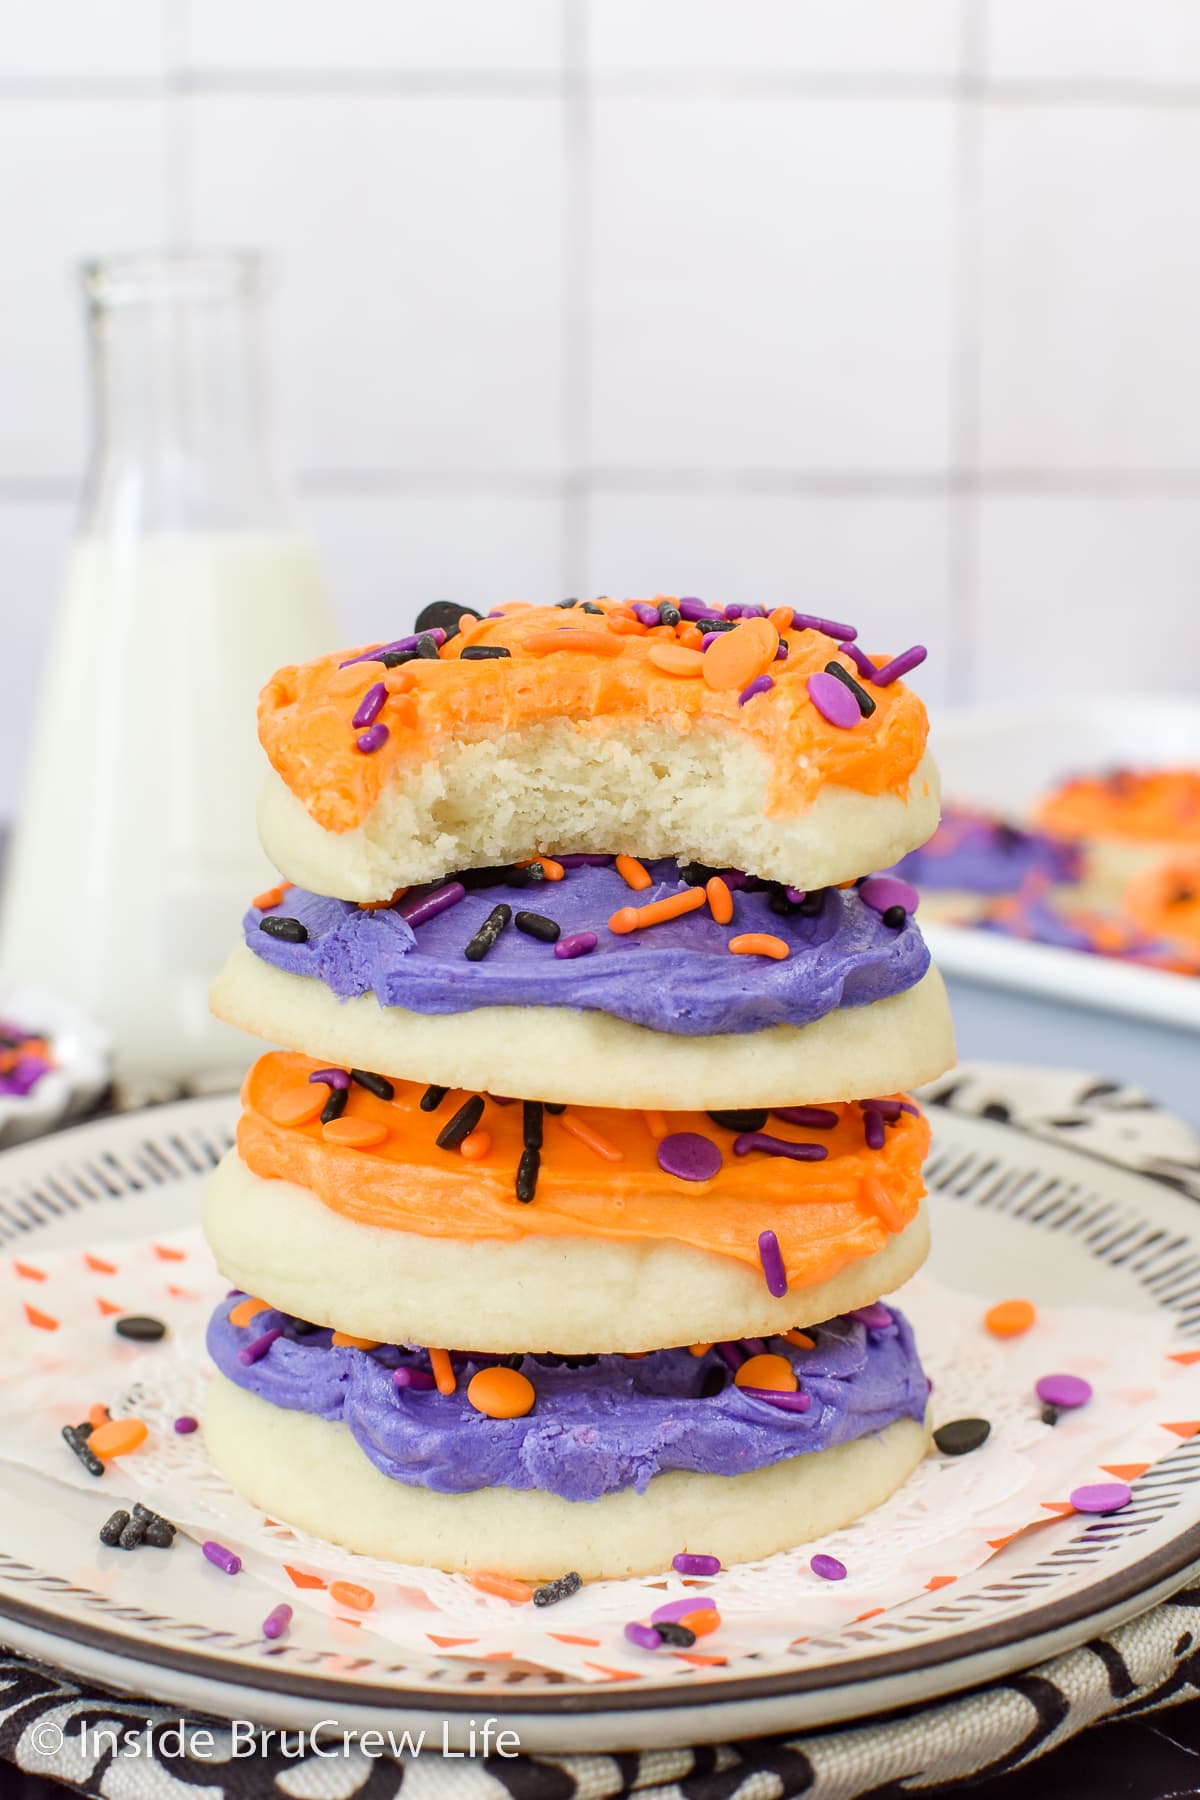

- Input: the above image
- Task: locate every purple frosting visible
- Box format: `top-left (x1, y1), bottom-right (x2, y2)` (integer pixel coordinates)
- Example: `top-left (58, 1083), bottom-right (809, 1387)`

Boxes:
top-left (244, 860), bottom-right (930, 1038)
top-left (888, 806), bottom-right (1082, 897)
top-left (207, 1299), bottom-right (929, 1502)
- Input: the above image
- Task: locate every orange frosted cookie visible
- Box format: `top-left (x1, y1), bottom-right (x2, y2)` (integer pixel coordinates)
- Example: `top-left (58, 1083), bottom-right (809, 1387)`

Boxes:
top-left (255, 599), bottom-right (938, 900)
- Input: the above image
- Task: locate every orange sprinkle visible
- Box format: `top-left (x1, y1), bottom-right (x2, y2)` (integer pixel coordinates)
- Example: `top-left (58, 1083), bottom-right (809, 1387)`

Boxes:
top-left (536, 857), bottom-right (565, 882)
top-left (87, 1403), bottom-right (109, 1429)
top-left (735, 1353), bottom-right (798, 1393)
top-left (329, 1580), bottom-right (375, 1612)
top-left (471, 1571), bottom-right (534, 1604)
top-left (331, 1331), bottom-right (380, 1349)
top-left (647, 642), bottom-right (704, 678)
top-left (455, 613), bottom-right (486, 643)
top-left (610, 887), bottom-right (707, 935)
top-left (606, 612), bottom-right (646, 636)
top-left (643, 1108), bottom-right (670, 1140)
top-left (389, 693), bottom-right (419, 730)
top-left (784, 1330), bottom-right (815, 1350)
top-left (89, 1418), bottom-right (148, 1459)
top-left (523, 628), bottom-right (625, 658)
top-left (559, 1114), bottom-right (624, 1162)
top-left (266, 1084), bottom-right (327, 1128)
top-left (251, 881), bottom-right (293, 911)
top-left (728, 933), bottom-right (789, 959)
top-left (428, 1347), bottom-right (456, 1395)
top-left (985, 1298), bottom-right (1037, 1339)
top-left (459, 1130), bottom-right (492, 1161)
top-left (229, 1296), bottom-right (270, 1329)
top-left (359, 886), bottom-right (408, 911)
top-left (467, 1366), bottom-right (536, 1419)
top-left (706, 876), bottom-right (733, 924)
top-left (688, 1343), bottom-right (714, 1358)
top-left (321, 1116), bottom-right (390, 1149)
top-left (702, 618), bottom-right (778, 693)
top-left (616, 854), bottom-right (652, 891)
top-left (679, 1608), bottom-right (721, 1638)
top-left (675, 622), bottom-right (704, 651)
top-left (861, 1172), bottom-right (905, 1232)
top-left (769, 606), bottom-right (793, 634)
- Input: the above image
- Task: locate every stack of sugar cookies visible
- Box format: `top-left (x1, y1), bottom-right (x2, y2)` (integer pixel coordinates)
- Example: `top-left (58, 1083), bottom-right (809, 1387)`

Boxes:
top-left (202, 596), bottom-right (955, 1580)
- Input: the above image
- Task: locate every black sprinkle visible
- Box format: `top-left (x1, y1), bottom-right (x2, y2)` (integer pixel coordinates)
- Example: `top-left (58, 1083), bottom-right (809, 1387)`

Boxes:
top-left (698, 618), bottom-right (738, 635)
top-left (517, 1147), bottom-right (540, 1203)
top-left (115, 1315), bottom-right (166, 1342)
top-left (708, 1109), bottom-right (768, 1133)
top-left (378, 647), bottom-right (419, 668)
top-left (465, 904), bottom-right (513, 962)
top-left (75, 1421), bottom-right (94, 1440)
top-left (132, 1502), bottom-right (175, 1535)
top-left (99, 1510), bottom-right (129, 1547)
top-left (933, 1417), bottom-right (991, 1457)
top-left (320, 1086), bottom-right (348, 1124)
top-left (503, 865), bottom-right (546, 889)
top-left (420, 1084), bottom-right (449, 1112)
top-left (436, 1095), bottom-right (485, 1149)
top-left (654, 1621), bottom-right (696, 1648)
top-left (699, 1367), bottom-right (728, 1397)
top-left (1041, 1404), bottom-right (1060, 1427)
top-left (768, 886), bottom-right (802, 917)
top-left (62, 1425), bottom-right (104, 1477)
top-left (657, 600), bottom-right (681, 626)
top-left (119, 1515), bottom-right (147, 1551)
top-left (143, 1518), bottom-right (176, 1549)
top-left (290, 1319), bottom-right (315, 1335)
top-left (352, 1069), bottom-right (395, 1101)
top-left (796, 890), bottom-right (825, 917)
top-left (515, 910), bottom-right (561, 943)
top-left (523, 1101), bottom-right (544, 1150)
top-left (556, 598), bottom-right (579, 609)
top-left (416, 634), bottom-right (440, 659)
top-left (259, 916), bottom-right (308, 944)
top-left (882, 904), bottom-right (907, 930)
top-left (460, 645), bottom-right (512, 660)
top-left (579, 602), bottom-right (604, 615)
top-left (415, 600), bottom-right (481, 642)
top-left (545, 1102), bottom-right (566, 1115)
top-left (823, 659), bottom-right (877, 717)
top-left (678, 861), bottom-right (724, 887)
top-left (533, 1571), bottom-right (582, 1607)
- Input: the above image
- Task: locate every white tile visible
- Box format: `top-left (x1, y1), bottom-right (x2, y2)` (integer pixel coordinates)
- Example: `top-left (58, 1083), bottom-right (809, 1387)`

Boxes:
top-left (188, 95), bottom-right (566, 479)
top-left (0, 500), bottom-right (76, 818)
top-left (589, 98), bottom-right (956, 473)
top-left (0, 100), bottom-right (170, 482)
top-left (589, 0), bottom-right (963, 78)
top-left (971, 496), bottom-right (1200, 699)
top-left (305, 489), bottom-right (566, 641)
top-left (583, 492), bottom-right (952, 703)
top-left (987, 1), bottom-right (1200, 84)
top-left (977, 106), bottom-right (1200, 472)
top-left (183, 0), bottom-right (563, 74)
top-left (0, 2), bottom-right (169, 81)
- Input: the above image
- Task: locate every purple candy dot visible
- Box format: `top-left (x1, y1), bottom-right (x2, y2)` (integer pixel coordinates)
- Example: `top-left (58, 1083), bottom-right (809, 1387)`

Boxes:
top-left (673, 1552), bottom-right (721, 1576)
top-left (356, 722), bottom-right (390, 754)
top-left (810, 1554), bottom-right (847, 1582)
top-left (1036, 1373), bottom-right (1093, 1410)
top-left (657, 1132), bottom-right (723, 1182)
top-left (858, 875), bottom-right (920, 917)
top-left (173, 1415), bottom-right (198, 1435)
top-left (806, 670), bottom-right (861, 729)
top-left (1069, 1481), bottom-right (1131, 1514)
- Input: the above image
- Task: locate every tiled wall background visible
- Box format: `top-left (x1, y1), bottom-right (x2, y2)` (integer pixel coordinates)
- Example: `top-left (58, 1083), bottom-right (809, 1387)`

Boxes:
top-left (3, 1), bottom-right (1200, 813)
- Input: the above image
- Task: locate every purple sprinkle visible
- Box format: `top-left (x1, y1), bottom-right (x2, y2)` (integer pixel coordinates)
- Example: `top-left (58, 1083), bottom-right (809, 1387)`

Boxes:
top-left (1036, 1373), bottom-right (1093, 1410)
top-left (657, 1132), bottom-right (723, 1182)
top-left (262, 1603), bottom-right (293, 1640)
top-left (202, 1540), bottom-right (242, 1575)
top-left (238, 1328), bottom-right (282, 1367)
top-left (673, 1552), bottom-right (722, 1576)
top-left (870, 644), bottom-right (927, 687)
top-left (356, 723), bottom-right (390, 754)
top-left (393, 1367), bottom-right (437, 1391)
top-left (716, 1341), bottom-right (744, 1371)
top-left (398, 881), bottom-right (466, 927)
top-left (739, 1386), bottom-right (812, 1412)
top-left (864, 1110), bottom-right (886, 1151)
top-left (678, 597), bottom-right (724, 621)
top-left (772, 1105), bottom-right (838, 1129)
top-left (861, 1097), bottom-right (920, 1121)
top-left (700, 633), bottom-right (721, 651)
top-left (807, 670), bottom-right (861, 730)
top-left (624, 1622), bottom-right (664, 1650)
top-left (738, 675), bottom-right (774, 707)
top-left (728, 604), bottom-right (767, 619)
top-left (775, 641), bottom-right (789, 661)
top-left (784, 887), bottom-right (807, 904)
top-left (733, 1132), bottom-right (828, 1162)
top-left (351, 681), bottom-right (387, 729)
top-left (838, 639), bottom-right (877, 679)
top-left (555, 854), bottom-right (614, 868)
top-left (810, 1554), bottom-right (847, 1582)
top-left (849, 1303), bottom-right (894, 1330)
top-left (740, 1338), bottom-right (768, 1356)
top-left (790, 612), bottom-right (858, 641)
top-left (339, 629), bottom-right (446, 668)
top-left (859, 875), bottom-right (920, 917)
top-left (651, 1596), bottom-right (717, 1625)
top-left (1070, 1481), bottom-right (1131, 1515)
top-left (173, 1415), bottom-right (199, 1434)
top-left (757, 1229), bottom-right (788, 1298)
top-left (630, 602), bottom-right (661, 628)
top-left (554, 930), bottom-right (598, 960)
top-left (308, 1067), bottom-right (350, 1089)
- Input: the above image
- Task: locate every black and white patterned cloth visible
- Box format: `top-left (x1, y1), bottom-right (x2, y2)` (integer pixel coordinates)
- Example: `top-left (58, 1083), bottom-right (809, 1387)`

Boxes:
top-left (6, 1063), bottom-right (1200, 1800)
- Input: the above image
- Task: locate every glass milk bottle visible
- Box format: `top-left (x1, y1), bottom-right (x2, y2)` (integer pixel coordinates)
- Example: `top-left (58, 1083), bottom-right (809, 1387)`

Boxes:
top-left (0, 252), bottom-right (334, 1080)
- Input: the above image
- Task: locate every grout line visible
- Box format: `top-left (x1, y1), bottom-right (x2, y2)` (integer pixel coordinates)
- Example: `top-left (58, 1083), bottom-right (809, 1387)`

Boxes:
top-left (560, 0), bottom-right (592, 592)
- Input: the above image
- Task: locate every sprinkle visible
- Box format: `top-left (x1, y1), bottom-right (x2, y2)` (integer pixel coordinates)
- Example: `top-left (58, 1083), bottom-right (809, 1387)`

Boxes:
top-left (460, 645), bottom-right (512, 660)
top-left (351, 1069), bottom-right (395, 1101)
top-left (238, 1328), bottom-right (282, 1367)
top-left (1070, 1481), bottom-right (1132, 1515)
top-left (524, 628), bottom-right (624, 658)
top-left (320, 1086), bottom-right (347, 1125)
top-left (609, 888), bottom-right (707, 934)
top-left (772, 1106), bottom-right (839, 1129)
top-left (734, 1131), bottom-right (827, 1161)
top-left (554, 930), bottom-right (599, 959)
top-left (628, 602), bottom-right (660, 627)
top-left (811, 1554), bottom-right (847, 1581)
top-left (420, 1084), bottom-right (449, 1111)
top-left (860, 1173), bottom-right (905, 1231)
top-left (807, 670), bottom-right (861, 729)
top-left (837, 639), bottom-right (877, 678)
top-left (262, 1604), bottom-right (293, 1639)
top-left (735, 1353), bottom-right (796, 1392)
top-left (657, 600), bottom-right (682, 626)
top-left (533, 857), bottom-right (565, 881)
top-left (174, 1415), bottom-right (198, 1434)
top-left (933, 1418), bottom-right (991, 1456)
top-left (229, 1296), bottom-right (269, 1328)
top-left (850, 1303), bottom-right (894, 1330)
top-left (790, 612), bottom-right (857, 640)
top-left (62, 1424), bottom-right (104, 1477)
top-left (331, 1332), bottom-right (379, 1348)
top-left (251, 882), bottom-right (292, 911)
top-left (708, 1108), bottom-right (767, 1132)
top-left (118, 1514), bottom-right (146, 1550)
top-left (1035, 1373), bottom-right (1093, 1410)
top-left (864, 1110), bottom-right (886, 1150)
top-left (356, 723), bottom-right (389, 754)
top-left (115, 1315), bottom-right (166, 1342)
top-left (471, 1572), bottom-right (534, 1604)
top-left (339, 629), bottom-right (446, 668)
top-left (329, 1580), bottom-right (376, 1611)
top-left (560, 1114), bottom-right (623, 1162)
top-left (651, 1596), bottom-right (717, 1625)
top-left (516, 1147), bottom-right (540, 1202)
top-left (351, 681), bottom-right (387, 729)
top-left (465, 903), bottom-right (512, 962)
top-left (436, 1095), bottom-right (485, 1148)
top-left (133, 1504), bottom-right (176, 1549)
top-left (784, 1329), bottom-right (815, 1349)
top-left (615, 854), bottom-right (652, 891)
top-left (673, 1552), bottom-right (721, 1576)
top-left (259, 916), bottom-right (308, 944)
top-left (460, 1129), bottom-right (492, 1161)
top-left (739, 674), bottom-right (774, 706)
top-left (1042, 1403), bottom-right (1060, 1425)
top-left (399, 882), bottom-right (466, 927)
top-left (706, 876), bottom-right (734, 924)
top-left (203, 1540), bottom-right (242, 1575)
top-left (678, 597), bottom-right (724, 621)
top-left (822, 659), bottom-right (876, 717)
top-left (643, 1109), bottom-right (670, 1140)
top-left (392, 1366), bottom-right (436, 1391)
top-left (757, 1230), bottom-right (788, 1298)
top-left (533, 1571), bottom-right (582, 1607)
top-left (546, 1102), bottom-right (567, 1113)
top-left (523, 1100), bottom-right (544, 1149)
top-left (468, 1366), bottom-right (536, 1419)
top-left (883, 904), bottom-right (907, 929)
top-left (556, 853), bottom-right (615, 867)
top-left (985, 1298), bottom-right (1037, 1338)
top-left (625, 1622), bottom-right (663, 1650)
top-left (323, 1116), bottom-right (389, 1148)
top-left (308, 1067), bottom-right (350, 1090)
top-left (515, 910), bottom-right (560, 942)
top-left (870, 644), bottom-right (927, 686)
top-left (99, 1510), bottom-right (129, 1547)
top-left (728, 933), bottom-right (789, 959)
top-left (739, 1387), bottom-right (812, 1412)
top-left (859, 875), bottom-right (920, 917)
top-left (657, 1132), bottom-right (723, 1181)
top-left (428, 1347), bottom-right (456, 1395)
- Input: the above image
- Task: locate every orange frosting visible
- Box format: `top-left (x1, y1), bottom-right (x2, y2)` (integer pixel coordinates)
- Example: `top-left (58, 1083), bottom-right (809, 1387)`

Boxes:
top-left (1035, 769), bottom-right (1200, 845)
top-left (258, 601), bottom-right (929, 835)
top-left (1123, 856), bottom-right (1200, 954)
top-left (238, 1051), bottom-right (929, 1290)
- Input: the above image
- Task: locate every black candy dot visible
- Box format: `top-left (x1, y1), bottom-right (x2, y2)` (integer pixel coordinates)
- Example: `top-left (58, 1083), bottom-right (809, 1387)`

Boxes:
top-left (115, 1315), bottom-right (166, 1342)
top-left (933, 1417), bottom-right (991, 1457)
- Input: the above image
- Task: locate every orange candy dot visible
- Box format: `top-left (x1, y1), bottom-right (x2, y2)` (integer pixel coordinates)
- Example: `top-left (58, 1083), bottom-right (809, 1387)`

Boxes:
top-left (468, 1366), bottom-right (536, 1419)
top-left (266, 1084), bottom-right (327, 1128)
top-left (648, 643), bottom-right (704, 678)
top-left (985, 1298), bottom-right (1037, 1338)
top-left (706, 876), bottom-right (733, 924)
top-left (729, 933), bottom-right (790, 960)
top-left (735, 1354), bottom-right (798, 1393)
top-left (459, 1130), bottom-right (492, 1161)
top-left (321, 1117), bottom-right (389, 1148)
top-left (702, 619), bottom-right (779, 693)
top-left (616, 854), bottom-right (652, 891)
top-left (89, 1417), bottom-right (148, 1459)
top-left (329, 1580), bottom-right (375, 1611)
top-left (679, 1607), bottom-right (721, 1638)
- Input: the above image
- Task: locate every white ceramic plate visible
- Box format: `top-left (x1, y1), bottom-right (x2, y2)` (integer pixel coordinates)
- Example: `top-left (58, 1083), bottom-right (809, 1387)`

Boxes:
top-left (1, 1089), bottom-right (1199, 1751)
top-left (926, 696), bottom-right (1200, 1031)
